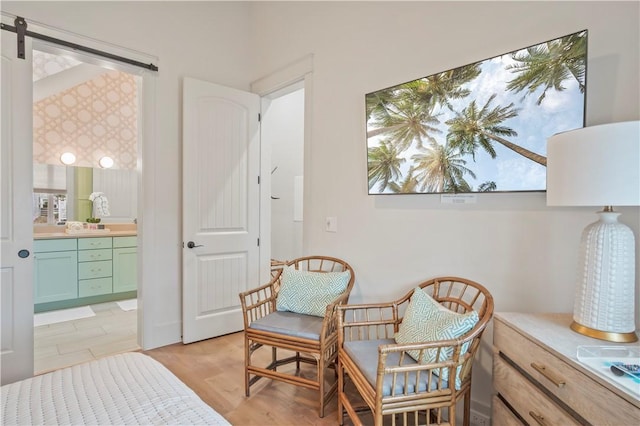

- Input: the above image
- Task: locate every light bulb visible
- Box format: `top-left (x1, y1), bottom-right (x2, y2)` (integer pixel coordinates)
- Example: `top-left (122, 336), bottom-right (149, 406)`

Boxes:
top-left (60, 152), bottom-right (76, 165)
top-left (99, 156), bottom-right (114, 168)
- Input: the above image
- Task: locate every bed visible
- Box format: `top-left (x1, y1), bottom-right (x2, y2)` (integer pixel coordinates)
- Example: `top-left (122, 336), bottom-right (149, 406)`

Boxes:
top-left (1, 352), bottom-right (231, 425)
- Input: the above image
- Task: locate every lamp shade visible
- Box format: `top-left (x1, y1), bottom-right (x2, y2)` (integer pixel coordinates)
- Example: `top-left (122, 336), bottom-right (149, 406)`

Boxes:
top-left (546, 121), bottom-right (640, 207)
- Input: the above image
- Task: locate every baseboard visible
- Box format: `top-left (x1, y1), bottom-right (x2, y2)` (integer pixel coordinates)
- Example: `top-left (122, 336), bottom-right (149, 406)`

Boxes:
top-left (470, 400), bottom-right (491, 426)
top-left (470, 408), bottom-right (490, 426)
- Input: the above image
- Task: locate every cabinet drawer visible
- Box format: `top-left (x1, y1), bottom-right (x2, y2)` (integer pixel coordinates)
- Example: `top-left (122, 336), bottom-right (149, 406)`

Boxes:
top-left (34, 238), bottom-right (77, 253)
top-left (491, 395), bottom-right (523, 426)
top-left (494, 320), bottom-right (640, 424)
top-left (78, 260), bottom-right (112, 279)
top-left (493, 355), bottom-right (579, 425)
top-left (78, 248), bottom-right (112, 262)
top-left (78, 237), bottom-right (112, 250)
top-left (79, 277), bottom-right (112, 297)
top-left (113, 236), bottom-right (137, 248)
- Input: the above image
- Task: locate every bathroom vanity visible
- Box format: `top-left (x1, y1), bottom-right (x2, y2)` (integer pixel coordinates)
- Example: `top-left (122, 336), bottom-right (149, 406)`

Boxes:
top-left (33, 225), bottom-right (137, 313)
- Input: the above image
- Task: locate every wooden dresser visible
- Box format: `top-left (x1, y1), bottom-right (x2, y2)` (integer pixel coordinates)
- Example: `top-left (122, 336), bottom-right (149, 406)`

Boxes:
top-left (492, 313), bottom-right (640, 425)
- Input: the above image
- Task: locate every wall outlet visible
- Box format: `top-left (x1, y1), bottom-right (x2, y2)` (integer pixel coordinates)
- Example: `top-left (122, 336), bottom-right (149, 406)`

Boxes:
top-left (470, 410), bottom-right (490, 426)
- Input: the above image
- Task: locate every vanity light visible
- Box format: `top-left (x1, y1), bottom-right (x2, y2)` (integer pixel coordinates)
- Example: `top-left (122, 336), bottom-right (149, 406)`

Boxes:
top-left (99, 156), bottom-right (114, 168)
top-left (60, 152), bottom-right (76, 165)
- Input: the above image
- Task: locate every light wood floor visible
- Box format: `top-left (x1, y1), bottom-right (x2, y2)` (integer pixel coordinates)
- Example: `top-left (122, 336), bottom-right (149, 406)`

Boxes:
top-left (144, 331), bottom-right (370, 425)
top-left (34, 301), bottom-right (139, 374)
top-left (35, 316), bottom-right (464, 425)
top-left (34, 304), bottom-right (352, 424)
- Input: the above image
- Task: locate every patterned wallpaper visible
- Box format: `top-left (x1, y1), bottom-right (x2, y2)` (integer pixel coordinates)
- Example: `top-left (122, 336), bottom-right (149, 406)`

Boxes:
top-left (32, 50), bottom-right (80, 80)
top-left (33, 51), bottom-right (138, 170)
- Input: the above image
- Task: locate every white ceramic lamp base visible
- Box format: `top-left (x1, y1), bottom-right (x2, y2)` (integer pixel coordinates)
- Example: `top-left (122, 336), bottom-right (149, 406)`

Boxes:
top-left (571, 211), bottom-right (638, 343)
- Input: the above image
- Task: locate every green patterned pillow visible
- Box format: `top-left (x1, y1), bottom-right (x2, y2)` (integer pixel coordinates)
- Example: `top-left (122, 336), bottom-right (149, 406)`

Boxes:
top-left (394, 287), bottom-right (479, 389)
top-left (276, 266), bottom-right (351, 317)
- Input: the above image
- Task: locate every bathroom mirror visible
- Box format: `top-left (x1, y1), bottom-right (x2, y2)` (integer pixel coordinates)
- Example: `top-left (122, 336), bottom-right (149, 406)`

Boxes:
top-left (33, 163), bottom-right (137, 225)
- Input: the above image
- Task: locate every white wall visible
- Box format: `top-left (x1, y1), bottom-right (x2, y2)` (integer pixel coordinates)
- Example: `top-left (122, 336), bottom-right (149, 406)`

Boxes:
top-left (3, 0), bottom-right (639, 417)
top-left (263, 88), bottom-right (305, 261)
top-left (249, 1), bottom-right (640, 415)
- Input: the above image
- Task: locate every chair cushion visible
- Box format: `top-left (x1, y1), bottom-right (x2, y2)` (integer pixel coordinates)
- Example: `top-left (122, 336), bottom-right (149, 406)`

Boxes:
top-left (276, 266), bottom-right (351, 317)
top-left (394, 287), bottom-right (479, 389)
top-left (249, 311), bottom-right (323, 340)
top-left (343, 339), bottom-right (444, 396)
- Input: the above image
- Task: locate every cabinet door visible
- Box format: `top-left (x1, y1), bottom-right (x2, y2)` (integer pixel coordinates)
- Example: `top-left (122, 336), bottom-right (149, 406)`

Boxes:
top-left (113, 247), bottom-right (137, 293)
top-left (33, 251), bottom-right (78, 304)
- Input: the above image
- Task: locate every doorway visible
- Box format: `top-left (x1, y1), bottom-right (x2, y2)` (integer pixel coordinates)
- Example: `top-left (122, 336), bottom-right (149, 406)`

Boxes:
top-left (261, 84), bottom-right (305, 262)
top-left (250, 54), bottom-right (312, 275)
top-left (31, 45), bottom-right (141, 373)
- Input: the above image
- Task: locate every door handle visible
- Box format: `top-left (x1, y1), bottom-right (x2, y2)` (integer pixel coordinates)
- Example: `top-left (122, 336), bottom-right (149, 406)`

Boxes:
top-left (186, 241), bottom-right (203, 249)
top-left (18, 249), bottom-right (30, 258)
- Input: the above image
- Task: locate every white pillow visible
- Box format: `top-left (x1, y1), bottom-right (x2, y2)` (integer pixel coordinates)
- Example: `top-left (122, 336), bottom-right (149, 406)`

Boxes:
top-left (276, 266), bottom-right (351, 317)
top-left (394, 287), bottom-right (479, 389)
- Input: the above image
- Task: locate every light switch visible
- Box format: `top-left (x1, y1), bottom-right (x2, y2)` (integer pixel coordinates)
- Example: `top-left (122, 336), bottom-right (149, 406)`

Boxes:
top-left (325, 216), bottom-right (337, 233)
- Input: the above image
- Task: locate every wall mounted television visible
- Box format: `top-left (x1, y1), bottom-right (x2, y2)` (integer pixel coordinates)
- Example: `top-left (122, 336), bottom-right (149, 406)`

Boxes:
top-left (366, 29), bottom-right (587, 195)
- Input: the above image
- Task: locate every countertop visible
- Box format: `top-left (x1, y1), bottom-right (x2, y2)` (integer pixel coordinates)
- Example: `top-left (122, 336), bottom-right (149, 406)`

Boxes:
top-left (34, 231), bottom-right (137, 239)
top-left (33, 224), bottom-right (137, 240)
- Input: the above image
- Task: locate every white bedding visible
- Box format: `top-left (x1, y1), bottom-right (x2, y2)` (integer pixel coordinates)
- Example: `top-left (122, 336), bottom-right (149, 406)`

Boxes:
top-left (1, 352), bottom-right (231, 426)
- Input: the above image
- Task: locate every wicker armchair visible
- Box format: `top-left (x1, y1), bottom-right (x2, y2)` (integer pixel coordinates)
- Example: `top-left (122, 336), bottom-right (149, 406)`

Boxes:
top-left (337, 276), bottom-right (494, 426)
top-left (239, 255), bottom-right (355, 417)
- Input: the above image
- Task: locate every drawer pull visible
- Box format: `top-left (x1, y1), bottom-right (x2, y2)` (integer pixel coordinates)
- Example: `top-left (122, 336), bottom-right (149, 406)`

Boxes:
top-left (529, 411), bottom-right (549, 426)
top-left (531, 362), bottom-right (566, 388)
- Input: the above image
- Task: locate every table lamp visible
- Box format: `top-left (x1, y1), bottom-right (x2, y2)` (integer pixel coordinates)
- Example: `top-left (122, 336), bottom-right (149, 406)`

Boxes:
top-left (547, 120), bottom-right (640, 343)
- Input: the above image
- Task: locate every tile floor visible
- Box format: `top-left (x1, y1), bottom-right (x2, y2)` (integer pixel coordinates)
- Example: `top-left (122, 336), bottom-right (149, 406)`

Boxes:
top-left (34, 301), bottom-right (139, 374)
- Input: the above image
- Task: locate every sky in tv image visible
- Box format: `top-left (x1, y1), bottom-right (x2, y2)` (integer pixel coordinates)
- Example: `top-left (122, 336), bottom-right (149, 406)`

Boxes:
top-left (366, 30), bottom-right (587, 195)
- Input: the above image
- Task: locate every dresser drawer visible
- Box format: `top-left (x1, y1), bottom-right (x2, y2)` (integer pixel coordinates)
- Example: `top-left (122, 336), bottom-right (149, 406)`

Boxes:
top-left (78, 248), bottom-right (112, 262)
top-left (493, 355), bottom-right (580, 425)
top-left (78, 260), bottom-right (112, 279)
top-left (78, 237), bottom-right (112, 250)
top-left (79, 277), bottom-right (113, 297)
top-left (491, 395), bottom-right (523, 426)
top-left (494, 319), bottom-right (639, 424)
top-left (34, 238), bottom-right (77, 253)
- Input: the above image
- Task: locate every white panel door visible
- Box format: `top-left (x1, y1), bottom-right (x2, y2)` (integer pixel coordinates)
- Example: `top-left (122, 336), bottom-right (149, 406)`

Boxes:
top-left (182, 78), bottom-right (260, 344)
top-left (1, 31), bottom-right (34, 384)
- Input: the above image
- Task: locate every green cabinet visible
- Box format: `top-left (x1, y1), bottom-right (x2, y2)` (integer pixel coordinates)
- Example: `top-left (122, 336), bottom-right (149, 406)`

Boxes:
top-left (113, 236), bottom-right (137, 293)
top-left (34, 235), bottom-right (137, 312)
top-left (34, 239), bottom-right (78, 304)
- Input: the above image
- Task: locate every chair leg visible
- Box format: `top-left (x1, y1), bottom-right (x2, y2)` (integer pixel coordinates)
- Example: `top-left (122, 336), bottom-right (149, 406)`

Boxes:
top-left (244, 336), bottom-right (251, 397)
top-left (373, 409), bottom-right (383, 426)
top-left (463, 392), bottom-right (471, 426)
top-left (271, 346), bottom-right (277, 369)
top-left (449, 404), bottom-right (457, 426)
top-left (337, 358), bottom-right (344, 425)
top-left (318, 358), bottom-right (325, 418)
